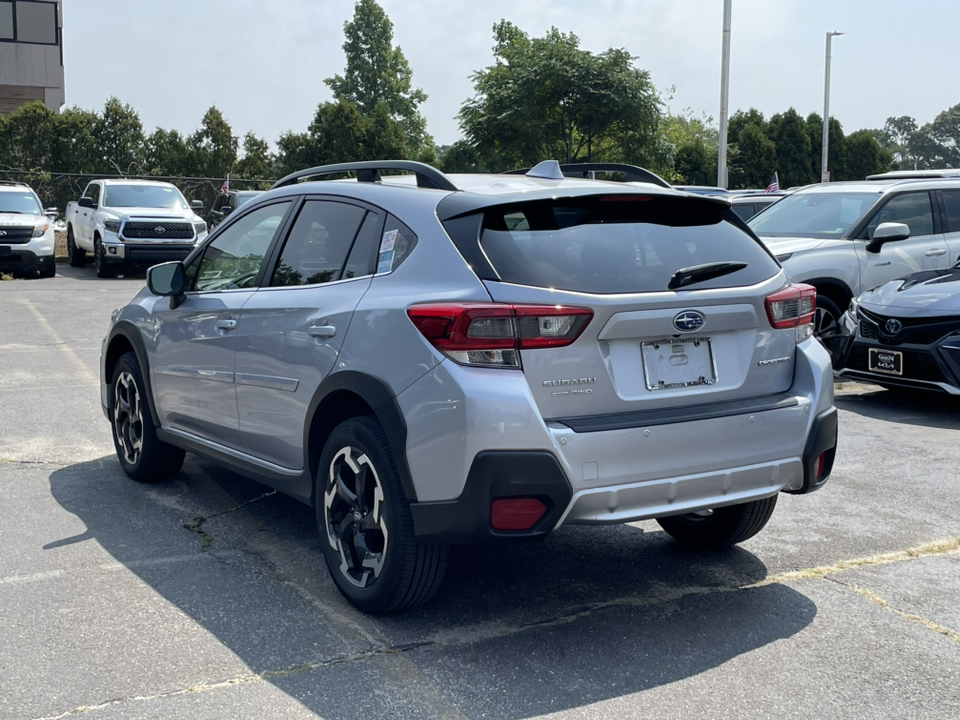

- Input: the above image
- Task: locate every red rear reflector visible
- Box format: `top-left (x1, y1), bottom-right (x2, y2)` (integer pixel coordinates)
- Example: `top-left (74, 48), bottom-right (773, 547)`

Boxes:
top-left (408, 303), bottom-right (593, 367)
top-left (491, 497), bottom-right (547, 531)
top-left (815, 451), bottom-right (827, 481)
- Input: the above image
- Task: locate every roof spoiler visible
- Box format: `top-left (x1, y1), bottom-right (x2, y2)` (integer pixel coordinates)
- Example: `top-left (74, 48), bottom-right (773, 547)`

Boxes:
top-left (504, 162), bottom-right (672, 189)
top-left (271, 161), bottom-right (458, 192)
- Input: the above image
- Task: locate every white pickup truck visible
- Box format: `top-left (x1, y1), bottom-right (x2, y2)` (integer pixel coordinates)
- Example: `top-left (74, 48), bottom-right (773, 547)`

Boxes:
top-left (66, 179), bottom-right (208, 278)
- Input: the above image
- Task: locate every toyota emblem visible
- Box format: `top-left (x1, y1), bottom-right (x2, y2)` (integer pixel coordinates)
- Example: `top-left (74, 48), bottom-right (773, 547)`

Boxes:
top-left (155, 225), bottom-right (166, 235)
top-left (884, 319), bottom-right (902, 335)
top-left (673, 310), bottom-right (706, 333)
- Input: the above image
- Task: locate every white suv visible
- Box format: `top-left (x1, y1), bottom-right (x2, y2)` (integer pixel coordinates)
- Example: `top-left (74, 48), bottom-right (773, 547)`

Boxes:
top-left (748, 179), bottom-right (960, 348)
top-left (0, 182), bottom-right (57, 278)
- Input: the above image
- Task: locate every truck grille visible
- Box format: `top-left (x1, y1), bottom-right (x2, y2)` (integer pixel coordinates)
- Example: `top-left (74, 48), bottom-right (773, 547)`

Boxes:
top-left (0, 226), bottom-right (35, 245)
top-left (122, 222), bottom-right (194, 240)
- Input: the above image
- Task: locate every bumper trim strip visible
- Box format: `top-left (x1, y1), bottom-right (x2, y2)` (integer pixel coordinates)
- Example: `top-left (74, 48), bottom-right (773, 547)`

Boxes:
top-left (548, 392), bottom-right (799, 433)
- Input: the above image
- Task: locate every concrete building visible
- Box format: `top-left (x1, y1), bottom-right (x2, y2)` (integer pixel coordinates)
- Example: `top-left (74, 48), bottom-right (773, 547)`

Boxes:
top-left (0, 0), bottom-right (64, 115)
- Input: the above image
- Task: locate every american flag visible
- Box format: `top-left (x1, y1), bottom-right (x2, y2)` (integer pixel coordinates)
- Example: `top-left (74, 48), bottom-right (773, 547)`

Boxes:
top-left (220, 174), bottom-right (230, 195)
top-left (766, 172), bottom-right (779, 193)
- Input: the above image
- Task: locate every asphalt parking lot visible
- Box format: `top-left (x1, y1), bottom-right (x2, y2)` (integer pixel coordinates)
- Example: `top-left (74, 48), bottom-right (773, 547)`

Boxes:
top-left (1, 266), bottom-right (959, 720)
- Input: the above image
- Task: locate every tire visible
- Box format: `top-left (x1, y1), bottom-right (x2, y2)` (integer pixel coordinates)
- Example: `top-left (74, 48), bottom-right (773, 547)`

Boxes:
top-left (814, 294), bottom-right (844, 359)
top-left (317, 416), bottom-right (448, 614)
top-left (94, 237), bottom-right (116, 278)
top-left (67, 226), bottom-right (86, 267)
top-left (39, 262), bottom-right (56, 278)
top-left (656, 495), bottom-right (778, 549)
top-left (109, 351), bottom-right (185, 482)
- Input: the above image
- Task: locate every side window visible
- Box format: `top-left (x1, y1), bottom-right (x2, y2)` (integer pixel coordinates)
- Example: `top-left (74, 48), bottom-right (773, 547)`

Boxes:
top-left (866, 192), bottom-right (934, 238)
top-left (86, 184), bottom-right (101, 205)
top-left (193, 201), bottom-right (291, 291)
top-left (941, 191), bottom-right (960, 233)
top-left (377, 215), bottom-right (418, 274)
top-left (270, 200), bottom-right (366, 287)
top-left (731, 204), bottom-right (756, 221)
top-left (344, 210), bottom-right (382, 279)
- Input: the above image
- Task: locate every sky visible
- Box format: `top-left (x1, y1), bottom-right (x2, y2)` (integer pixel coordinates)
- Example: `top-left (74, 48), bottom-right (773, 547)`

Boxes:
top-left (63, 0), bottom-right (960, 149)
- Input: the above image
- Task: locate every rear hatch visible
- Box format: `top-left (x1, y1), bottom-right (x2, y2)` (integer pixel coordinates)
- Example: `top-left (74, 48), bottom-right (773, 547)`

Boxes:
top-left (442, 192), bottom-right (804, 421)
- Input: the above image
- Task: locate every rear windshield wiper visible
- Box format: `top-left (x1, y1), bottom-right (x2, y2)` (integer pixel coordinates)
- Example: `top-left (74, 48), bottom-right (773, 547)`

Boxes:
top-left (668, 261), bottom-right (748, 290)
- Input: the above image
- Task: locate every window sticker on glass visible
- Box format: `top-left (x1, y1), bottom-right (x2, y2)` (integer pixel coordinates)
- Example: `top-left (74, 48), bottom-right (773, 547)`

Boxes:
top-left (377, 250), bottom-right (395, 274)
top-left (380, 229), bottom-right (398, 253)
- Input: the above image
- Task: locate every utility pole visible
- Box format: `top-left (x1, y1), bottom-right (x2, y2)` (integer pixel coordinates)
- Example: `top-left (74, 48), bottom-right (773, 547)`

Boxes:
top-left (717, 0), bottom-right (732, 188)
top-left (821, 31), bottom-right (844, 183)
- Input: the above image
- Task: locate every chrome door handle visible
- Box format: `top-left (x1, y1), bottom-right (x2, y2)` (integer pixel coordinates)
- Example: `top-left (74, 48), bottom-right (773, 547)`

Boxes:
top-left (216, 319), bottom-right (237, 331)
top-left (925, 248), bottom-right (947, 257)
top-left (307, 324), bottom-right (337, 338)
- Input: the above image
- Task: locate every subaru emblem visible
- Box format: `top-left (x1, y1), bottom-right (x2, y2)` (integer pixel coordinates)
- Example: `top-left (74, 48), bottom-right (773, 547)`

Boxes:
top-left (884, 318), bottom-right (902, 335)
top-left (673, 310), bottom-right (706, 333)
top-left (155, 225), bottom-right (166, 235)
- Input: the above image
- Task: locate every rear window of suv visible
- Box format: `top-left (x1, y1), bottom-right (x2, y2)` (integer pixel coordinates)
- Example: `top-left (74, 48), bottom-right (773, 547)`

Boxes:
top-left (476, 195), bottom-right (780, 294)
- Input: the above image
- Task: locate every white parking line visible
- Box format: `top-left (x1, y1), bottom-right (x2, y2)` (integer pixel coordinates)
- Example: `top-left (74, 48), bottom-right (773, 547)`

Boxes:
top-left (18, 298), bottom-right (99, 386)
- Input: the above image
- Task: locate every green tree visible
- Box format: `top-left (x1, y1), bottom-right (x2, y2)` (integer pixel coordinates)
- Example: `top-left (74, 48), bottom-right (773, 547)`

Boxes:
top-left (768, 108), bottom-right (814, 187)
top-left (94, 97), bottom-right (145, 174)
top-left (729, 123), bottom-right (776, 189)
top-left (325, 0), bottom-right (430, 155)
top-left (674, 139), bottom-right (717, 185)
top-left (189, 106), bottom-right (237, 178)
top-left (727, 108), bottom-right (766, 144)
top-left (234, 133), bottom-right (274, 179)
top-left (458, 21), bottom-right (662, 170)
top-left (0, 101), bottom-right (55, 170)
top-left (437, 140), bottom-right (485, 173)
top-left (916, 103), bottom-right (960, 168)
top-left (881, 115), bottom-right (918, 169)
top-left (145, 128), bottom-right (193, 176)
top-left (844, 130), bottom-right (892, 180)
top-left (50, 107), bottom-right (100, 173)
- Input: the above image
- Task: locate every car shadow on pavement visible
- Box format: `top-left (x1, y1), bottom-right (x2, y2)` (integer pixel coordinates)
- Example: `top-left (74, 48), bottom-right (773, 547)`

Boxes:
top-left (46, 457), bottom-right (817, 719)
top-left (836, 385), bottom-right (960, 430)
top-left (54, 264), bottom-right (147, 281)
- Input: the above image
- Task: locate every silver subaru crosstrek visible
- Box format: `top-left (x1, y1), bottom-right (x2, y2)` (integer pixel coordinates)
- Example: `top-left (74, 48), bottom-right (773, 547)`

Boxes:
top-left (100, 160), bottom-right (837, 613)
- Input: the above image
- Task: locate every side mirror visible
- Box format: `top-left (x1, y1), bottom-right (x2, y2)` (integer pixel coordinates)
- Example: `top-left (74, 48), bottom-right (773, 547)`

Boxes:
top-left (78, 197), bottom-right (95, 209)
top-left (45, 207), bottom-right (58, 219)
top-left (147, 261), bottom-right (186, 298)
top-left (220, 205), bottom-right (233, 216)
top-left (191, 200), bottom-right (204, 212)
top-left (867, 222), bottom-right (911, 253)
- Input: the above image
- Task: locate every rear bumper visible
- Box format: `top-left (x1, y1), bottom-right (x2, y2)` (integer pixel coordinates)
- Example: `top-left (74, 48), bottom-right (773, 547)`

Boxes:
top-left (403, 339), bottom-right (837, 542)
top-left (0, 247), bottom-right (54, 272)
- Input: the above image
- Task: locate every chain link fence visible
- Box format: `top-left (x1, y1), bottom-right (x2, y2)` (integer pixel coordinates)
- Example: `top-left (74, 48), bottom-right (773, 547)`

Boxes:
top-left (0, 170), bottom-right (274, 257)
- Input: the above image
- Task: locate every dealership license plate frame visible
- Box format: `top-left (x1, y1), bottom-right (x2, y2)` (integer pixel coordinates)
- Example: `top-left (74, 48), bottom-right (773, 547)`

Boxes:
top-left (641, 337), bottom-right (717, 391)
top-left (868, 347), bottom-right (903, 376)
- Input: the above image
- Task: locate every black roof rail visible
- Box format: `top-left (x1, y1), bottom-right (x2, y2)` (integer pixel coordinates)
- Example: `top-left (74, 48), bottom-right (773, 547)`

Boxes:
top-left (504, 162), bottom-right (672, 189)
top-left (271, 161), bottom-right (458, 192)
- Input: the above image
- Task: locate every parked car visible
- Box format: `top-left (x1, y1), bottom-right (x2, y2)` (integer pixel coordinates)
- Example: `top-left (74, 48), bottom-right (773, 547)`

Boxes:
top-left (834, 262), bottom-right (960, 393)
top-left (673, 185), bottom-right (731, 196)
top-left (866, 169), bottom-right (960, 181)
top-left (0, 181), bottom-right (57, 278)
top-left (66, 179), bottom-right (209, 278)
top-left (100, 160), bottom-right (837, 613)
top-left (729, 192), bottom-right (786, 221)
top-left (208, 190), bottom-right (263, 229)
top-left (748, 178), bottom-right (960, 351)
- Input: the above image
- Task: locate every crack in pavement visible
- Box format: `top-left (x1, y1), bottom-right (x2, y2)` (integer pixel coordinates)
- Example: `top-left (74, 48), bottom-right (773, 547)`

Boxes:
top-left (183, 489), bottom-right (278, 549)
top-left (825, 576), bottom-right (960, 645)
top-left (26, 534), bottom-right (960, 720)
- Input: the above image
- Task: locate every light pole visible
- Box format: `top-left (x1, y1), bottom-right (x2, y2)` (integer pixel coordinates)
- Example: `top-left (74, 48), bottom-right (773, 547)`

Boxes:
top-left (821, 31), bottom-right (844, 183)
top-left (717, 0), bottom-right (733, 188)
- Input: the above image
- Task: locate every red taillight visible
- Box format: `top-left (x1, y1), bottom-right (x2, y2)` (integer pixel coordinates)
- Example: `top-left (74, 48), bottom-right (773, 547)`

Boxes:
top-left (765, 284), bottom-right (816, 342)
top-left (491, 497), bottom-right (547, 531)
top-left (407, 303), bottom-right (592, 367)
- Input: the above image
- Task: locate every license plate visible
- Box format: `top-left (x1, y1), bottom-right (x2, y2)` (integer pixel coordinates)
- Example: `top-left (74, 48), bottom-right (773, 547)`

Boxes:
top-left (641, 337), bottom-right (717, 391)
top-left (868, 347), bottom-right (903, 376)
